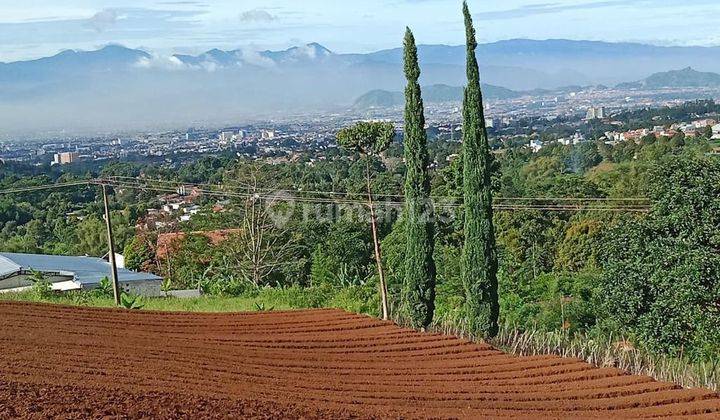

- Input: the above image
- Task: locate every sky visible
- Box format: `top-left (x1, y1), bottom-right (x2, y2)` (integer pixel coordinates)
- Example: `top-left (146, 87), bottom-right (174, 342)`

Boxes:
top-left (1, 0), bottom-right (720, 62)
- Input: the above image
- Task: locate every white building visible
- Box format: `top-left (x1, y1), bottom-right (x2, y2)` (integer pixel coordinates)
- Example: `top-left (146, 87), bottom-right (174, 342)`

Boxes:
top-left (219, 131), bottom-right (235, 142)
top-left (529, 139), bottom-right (543, 153)
top-left (261, 130), bottom-right (276, 140)
top-left (585, 106), bottom-right (606, 121)
top-left (712, 124), bottom-right (720, 140)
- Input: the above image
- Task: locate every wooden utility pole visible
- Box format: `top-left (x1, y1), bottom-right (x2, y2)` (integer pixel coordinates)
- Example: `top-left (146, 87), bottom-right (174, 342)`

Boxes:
top-left (366, 162), bottom-right (390, 320)
top-left (101, 183), bottom-right (121, 306)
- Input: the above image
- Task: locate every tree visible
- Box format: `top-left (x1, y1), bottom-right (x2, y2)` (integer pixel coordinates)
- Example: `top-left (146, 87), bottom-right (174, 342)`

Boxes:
top-left (337, 121), bottom-right (395, 320)
top-left (124, 235), bottom-right (154, 272)
top-left (73, 215), bottom-right (108, 256)
top-left (225, 190), bottom-right (299, 288)
top-left (461, 2), bottom-right (499, 338)
top-left (401, 28), bottom-right (436, 329)
top-left (599, 156), bottom-right (720, 359)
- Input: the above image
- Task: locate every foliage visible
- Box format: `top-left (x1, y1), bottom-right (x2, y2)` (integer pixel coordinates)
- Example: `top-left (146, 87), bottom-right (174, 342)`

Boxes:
top-left (161, 279), bottom-right (172, 296)
top-left (94, 277), bottom-right (114, 298)
top-left (124, 235), bottom-right (154, 272)
top-left (254, 302), bottom-right (275, 312)
top-left (336, 122), bottom-right (395, 156)
top-left (461, 2), bottom-right (499, 338)
top-left (599, 156), bottom-right (720, 360)
top-left (28, 269), bottom-right (53, 300)
top-left (120, 293), bottom-right (144, 310)
top-left (400, 28), bottom-right (436, 329)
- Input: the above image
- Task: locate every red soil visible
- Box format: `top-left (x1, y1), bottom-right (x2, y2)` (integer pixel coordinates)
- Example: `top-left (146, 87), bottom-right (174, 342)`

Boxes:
top-left (1, 301), bottom-right (719, 419)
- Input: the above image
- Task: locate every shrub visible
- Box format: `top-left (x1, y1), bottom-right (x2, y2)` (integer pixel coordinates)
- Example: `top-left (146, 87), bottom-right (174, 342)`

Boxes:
top-left (599, 156), bottom-right (720, 360)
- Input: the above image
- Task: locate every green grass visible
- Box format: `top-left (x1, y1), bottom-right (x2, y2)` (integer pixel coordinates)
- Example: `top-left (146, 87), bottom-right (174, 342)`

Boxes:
top-left (0, 291), bottom-right (281, 312)
top-left (0, 283), bottom-right (379, 315)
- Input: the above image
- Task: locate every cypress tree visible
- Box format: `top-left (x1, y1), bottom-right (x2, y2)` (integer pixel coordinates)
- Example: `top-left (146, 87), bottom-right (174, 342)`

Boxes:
top-left (401, 28), bottom-right (436, 329)
top-left (461, 2), bottom-right (499, 337)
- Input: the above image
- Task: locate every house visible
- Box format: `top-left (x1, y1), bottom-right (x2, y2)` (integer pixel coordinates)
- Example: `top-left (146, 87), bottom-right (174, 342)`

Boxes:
top-left (712, 124), bottom-right (720, 140)
top-left (529, 139), bottom-right (543, 152)
top-left (156, 229), bottom-right (242, 260)
top-left (0, 253), bottom-right (163, 296)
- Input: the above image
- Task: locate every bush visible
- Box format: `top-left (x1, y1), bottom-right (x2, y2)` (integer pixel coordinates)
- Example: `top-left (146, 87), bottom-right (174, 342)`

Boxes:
top-left (599, 156), bottom-right (720, 360)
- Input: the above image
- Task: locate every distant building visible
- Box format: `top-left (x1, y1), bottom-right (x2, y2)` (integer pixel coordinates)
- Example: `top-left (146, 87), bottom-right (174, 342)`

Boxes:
top-left (261, 130), bottom-right (276, 140)
top-left (52, 152), bottom-right (79, 165)
top-left (585, 106), bottom-right (606, 121)
top-left (711, 123), bottom-right (720, 135)
top-left (558, 132), bottom-right (586, 146)
top-left (219, 131), bottom-right (235, 142)
top-left (484, 117), bottom-right (500, 129)
top-left (0, 253), bottom-right (162, 296)
top-left (693, 119), bottom-right (716, 129)
top-left (529, 139), bottom-right (543, 153)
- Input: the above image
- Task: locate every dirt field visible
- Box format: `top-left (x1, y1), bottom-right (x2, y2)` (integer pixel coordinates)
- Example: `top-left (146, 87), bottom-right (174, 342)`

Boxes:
top-left (1, 302), bottom-right (719, 419)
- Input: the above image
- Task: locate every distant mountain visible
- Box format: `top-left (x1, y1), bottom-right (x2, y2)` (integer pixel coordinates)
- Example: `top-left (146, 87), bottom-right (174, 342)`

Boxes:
top-left (353, 84), bottom-right (519, 109)
top-left (4, 39), bottom-right (720, 134)
top-left (172, 43), bottom-right (334, 68)
top-left (362, 39), bottom-right (720, 87)
top-left (0, 45), bottom-right (149, 82)
top-left (618, 67), bottom-right (720, 89)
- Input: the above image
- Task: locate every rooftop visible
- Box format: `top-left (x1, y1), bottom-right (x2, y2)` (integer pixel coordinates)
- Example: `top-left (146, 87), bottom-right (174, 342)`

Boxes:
top-left (0, 253), bottom-right (161, 286)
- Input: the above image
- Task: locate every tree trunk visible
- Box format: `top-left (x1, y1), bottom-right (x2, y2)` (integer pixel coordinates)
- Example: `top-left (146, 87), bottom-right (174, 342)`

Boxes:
top-left (366, 161), bottom-right (390, 320)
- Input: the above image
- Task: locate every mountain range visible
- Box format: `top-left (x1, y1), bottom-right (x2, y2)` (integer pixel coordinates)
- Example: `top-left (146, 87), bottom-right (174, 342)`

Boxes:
top-left (3, 39), bottom-right (720, 133)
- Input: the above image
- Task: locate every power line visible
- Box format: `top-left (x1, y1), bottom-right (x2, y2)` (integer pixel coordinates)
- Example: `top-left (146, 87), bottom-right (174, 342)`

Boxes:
top-left (0, 180), bottom-right (92, 195)
top-left (106, 175), bottom-right (649, 204)
top-left (105, 179), bottom-right (650, 212)
top-left (0, 178), bottom-right (651, 212)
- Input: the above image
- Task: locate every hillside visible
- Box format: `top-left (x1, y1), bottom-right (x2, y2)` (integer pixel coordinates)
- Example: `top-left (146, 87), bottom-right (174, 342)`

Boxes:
top-left (618, 67), bottom-right (720, 89)
top-left (354, 83), bottom-right (519, 109)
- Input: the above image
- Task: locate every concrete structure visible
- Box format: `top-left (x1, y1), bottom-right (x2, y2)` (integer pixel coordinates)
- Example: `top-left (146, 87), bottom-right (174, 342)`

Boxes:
top-left (0, 253), bottom-right (163, 296)
top-left (529, 138), bottom-right (543, 153)
top-left (219, 131), bottom-right (235, 142)
top-left (585, 106), bottom-right (606, 121)
top-left (52, 152), bottom-right (79, 165)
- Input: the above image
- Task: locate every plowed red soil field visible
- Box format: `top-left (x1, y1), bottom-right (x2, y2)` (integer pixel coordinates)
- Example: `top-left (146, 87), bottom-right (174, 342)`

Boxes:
top-left (1, 302), bottom-right (719, 419)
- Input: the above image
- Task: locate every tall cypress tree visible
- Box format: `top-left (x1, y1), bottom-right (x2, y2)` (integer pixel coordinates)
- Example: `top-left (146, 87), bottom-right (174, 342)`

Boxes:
top-left (401, 28), bottom-right (436, 329)
top-left (461, 2), bottom-right (499, 337)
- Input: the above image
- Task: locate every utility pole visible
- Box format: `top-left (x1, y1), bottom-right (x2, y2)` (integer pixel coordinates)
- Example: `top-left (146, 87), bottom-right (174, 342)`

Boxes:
top-left (101, 182), bottom-right (121, 306)
top-left (366, 162), bottom-right (390, 320)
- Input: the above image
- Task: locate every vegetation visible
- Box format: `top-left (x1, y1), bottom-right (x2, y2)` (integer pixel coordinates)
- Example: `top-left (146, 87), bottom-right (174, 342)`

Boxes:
top-left (400, 28), bottom-right (436, 329)
top-left (461, 2), bottom-right (499, 338)
top-left (599, 156), bottom-right (720, 360)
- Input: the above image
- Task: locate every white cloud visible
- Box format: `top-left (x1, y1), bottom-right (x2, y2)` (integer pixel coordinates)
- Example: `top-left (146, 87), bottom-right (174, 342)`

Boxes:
top-left (135, 54), bottom-right (190, 71)
top-left (87, 9), bottom-right (119, 32)
top-left (239, 47), bottom-right (276, 69)
top-left (239, 9), bottom-right (277, 23)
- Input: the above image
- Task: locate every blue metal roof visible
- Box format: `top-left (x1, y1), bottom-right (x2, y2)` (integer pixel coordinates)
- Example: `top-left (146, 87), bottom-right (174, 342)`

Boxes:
top-left (0, 253), bottom-right (161, 285)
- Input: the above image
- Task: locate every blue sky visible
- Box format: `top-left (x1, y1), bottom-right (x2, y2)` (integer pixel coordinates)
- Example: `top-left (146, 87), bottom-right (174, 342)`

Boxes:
top-left (1, 0), bottom-right (720, 62)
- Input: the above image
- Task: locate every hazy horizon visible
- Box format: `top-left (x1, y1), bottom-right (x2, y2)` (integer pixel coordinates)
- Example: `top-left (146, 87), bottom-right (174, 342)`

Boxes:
top-left (3, 0), bottom-right (720, 136)
top-left (2, 0), bottom-right (720, 62)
